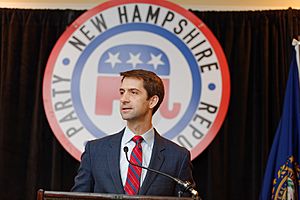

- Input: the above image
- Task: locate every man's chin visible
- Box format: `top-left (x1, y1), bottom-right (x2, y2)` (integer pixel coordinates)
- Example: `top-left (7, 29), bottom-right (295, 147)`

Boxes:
top-left (120, 114), bottom-right (131, 120)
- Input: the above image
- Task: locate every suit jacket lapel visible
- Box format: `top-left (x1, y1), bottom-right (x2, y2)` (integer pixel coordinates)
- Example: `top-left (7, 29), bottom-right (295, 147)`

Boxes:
top-left (139, 130), bottom-right (165, 195)
top-left (107, 130), bottom-right (125, 194)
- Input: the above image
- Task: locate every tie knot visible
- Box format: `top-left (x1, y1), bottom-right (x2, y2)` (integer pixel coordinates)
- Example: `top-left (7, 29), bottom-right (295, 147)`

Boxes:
top-left (132, 135), bottom-right (143, 144)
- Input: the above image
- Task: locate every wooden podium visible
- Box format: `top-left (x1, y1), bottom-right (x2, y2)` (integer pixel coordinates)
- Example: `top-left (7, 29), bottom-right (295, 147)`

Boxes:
top-left (37, 189), bottom-right (199, 200)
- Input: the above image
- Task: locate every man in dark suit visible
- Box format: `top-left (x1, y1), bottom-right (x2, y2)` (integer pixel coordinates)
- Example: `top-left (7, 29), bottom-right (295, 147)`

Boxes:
top-left (71, 69), bottom-right (196, 197)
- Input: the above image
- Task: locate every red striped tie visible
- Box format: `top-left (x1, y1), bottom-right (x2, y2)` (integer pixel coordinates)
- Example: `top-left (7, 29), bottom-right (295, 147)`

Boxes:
top-left (124, 136), bottom-right (143, 195)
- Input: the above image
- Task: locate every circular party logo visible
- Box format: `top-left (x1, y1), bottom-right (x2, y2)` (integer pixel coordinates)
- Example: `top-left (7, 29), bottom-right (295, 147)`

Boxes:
top-left (43, 0), bottom-right (230, 161)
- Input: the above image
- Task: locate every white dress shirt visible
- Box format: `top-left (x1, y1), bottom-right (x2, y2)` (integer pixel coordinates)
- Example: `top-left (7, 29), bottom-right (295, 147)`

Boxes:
top-left (120, 127), bottom-right (155, 187)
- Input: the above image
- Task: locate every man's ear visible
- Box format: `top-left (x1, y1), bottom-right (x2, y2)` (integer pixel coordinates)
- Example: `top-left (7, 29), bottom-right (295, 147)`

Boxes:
top-left (149, 95), bottom-right (159, 109)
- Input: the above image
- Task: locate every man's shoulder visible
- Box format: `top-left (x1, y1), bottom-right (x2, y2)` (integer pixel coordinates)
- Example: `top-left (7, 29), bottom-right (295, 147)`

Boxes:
top-left (87, 130), bottom-right (124, 146)
top-left (155, 131), bottom-right (189, 155)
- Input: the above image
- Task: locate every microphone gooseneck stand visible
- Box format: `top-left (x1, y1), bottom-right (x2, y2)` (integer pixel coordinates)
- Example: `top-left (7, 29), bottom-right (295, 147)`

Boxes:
top-left (123, 147), bottom-right (201, 200)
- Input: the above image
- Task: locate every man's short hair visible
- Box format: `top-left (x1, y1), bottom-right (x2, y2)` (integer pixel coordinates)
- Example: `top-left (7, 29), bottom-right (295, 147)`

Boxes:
top-left (120, 69), bottom-right (165, 115)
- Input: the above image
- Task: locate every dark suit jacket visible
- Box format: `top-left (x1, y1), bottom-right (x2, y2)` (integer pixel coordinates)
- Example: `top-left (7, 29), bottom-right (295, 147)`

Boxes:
top-left (71, 129), bottom-right (195, 196)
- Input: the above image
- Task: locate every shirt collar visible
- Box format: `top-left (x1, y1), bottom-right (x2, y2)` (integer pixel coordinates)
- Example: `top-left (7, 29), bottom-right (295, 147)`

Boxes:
top-left (123, 126), bottom-right (154, 145)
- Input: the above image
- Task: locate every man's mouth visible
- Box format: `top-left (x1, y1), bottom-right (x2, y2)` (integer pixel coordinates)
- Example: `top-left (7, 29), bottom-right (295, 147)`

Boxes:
top-left (122, 107), bottom-right (132, 111)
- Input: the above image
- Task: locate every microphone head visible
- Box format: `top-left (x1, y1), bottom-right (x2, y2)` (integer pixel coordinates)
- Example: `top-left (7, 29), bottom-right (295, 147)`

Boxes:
top-left (123, 146), bottom-right (129, 153)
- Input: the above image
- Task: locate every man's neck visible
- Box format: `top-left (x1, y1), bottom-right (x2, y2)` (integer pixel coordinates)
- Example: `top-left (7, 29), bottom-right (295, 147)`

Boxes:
top-left (127, 121), bottom-right (152, 135)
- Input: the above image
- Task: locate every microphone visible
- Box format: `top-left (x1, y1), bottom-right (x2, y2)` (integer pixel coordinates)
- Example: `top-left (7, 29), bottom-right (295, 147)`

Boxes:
top-left (123, 146), bottom-right (200, 199)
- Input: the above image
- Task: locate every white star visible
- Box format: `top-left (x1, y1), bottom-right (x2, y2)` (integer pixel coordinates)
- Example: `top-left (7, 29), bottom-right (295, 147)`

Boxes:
top-left (105, 52), bottom-right (122, 68)
top-left (147, 53), bottom-right (164, 70)
top-left (126, 53), bottom-right (143, 68)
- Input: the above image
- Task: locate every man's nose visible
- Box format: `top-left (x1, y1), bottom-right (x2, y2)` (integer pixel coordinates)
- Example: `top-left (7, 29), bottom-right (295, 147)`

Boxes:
top-left (120, 92), bottom-right (129, 103)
